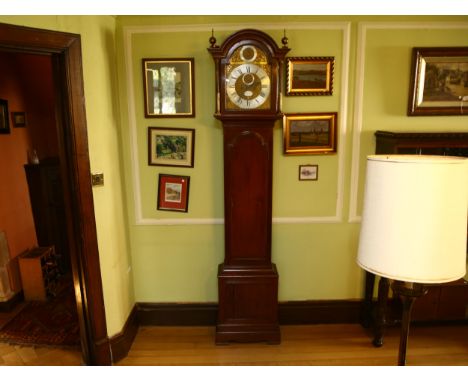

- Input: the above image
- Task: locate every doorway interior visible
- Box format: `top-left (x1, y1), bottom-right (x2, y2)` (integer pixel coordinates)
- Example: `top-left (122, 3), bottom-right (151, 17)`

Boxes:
top-left (0, 22), bottom-right (111, 365)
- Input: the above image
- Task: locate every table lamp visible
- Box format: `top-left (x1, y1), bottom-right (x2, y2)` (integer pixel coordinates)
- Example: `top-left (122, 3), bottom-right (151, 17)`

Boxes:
top-left (357, 155), bottom-right (468, 366)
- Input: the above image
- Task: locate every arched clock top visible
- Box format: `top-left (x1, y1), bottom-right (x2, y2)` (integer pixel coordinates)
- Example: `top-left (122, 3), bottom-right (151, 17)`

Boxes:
top-left (208, 29), bottom-right (290, 118)
top-left (208, 29), bottom-right (289, 60)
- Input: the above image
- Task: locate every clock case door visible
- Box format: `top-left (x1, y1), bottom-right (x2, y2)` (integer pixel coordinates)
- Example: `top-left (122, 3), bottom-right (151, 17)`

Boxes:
top-left (209, 30), bottom-right (289, 344)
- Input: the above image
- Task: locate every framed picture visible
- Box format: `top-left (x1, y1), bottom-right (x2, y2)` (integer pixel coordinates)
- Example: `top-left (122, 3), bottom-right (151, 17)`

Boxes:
top-left (0, 99), bottom-right (10, 134)
top-left (286, 57), bottom-right (334, 96)
top-left (283, 112), bottom-right (337, 155)
top-left (11, 112), bottom-right (26, 127)
top-left (408, 47), bottom-right (468, 116)
top-left (299, 165), bottom-right (318, 181)
top-left (157, 174), bottom-right (190, 212)
top-left (148, 127), bottom-right (195, 167)
top-left (143, 58), bottom-right (195, 118)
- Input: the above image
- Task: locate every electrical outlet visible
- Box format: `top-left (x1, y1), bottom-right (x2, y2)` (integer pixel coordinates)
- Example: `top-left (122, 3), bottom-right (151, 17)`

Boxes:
top-left (91, 173), bottom-right (104, 186)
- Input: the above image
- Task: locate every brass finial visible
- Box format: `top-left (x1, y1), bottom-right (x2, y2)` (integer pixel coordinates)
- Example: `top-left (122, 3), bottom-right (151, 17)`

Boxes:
top-left (281, 29), bottom-right (288, 48)
top-left (209, 29), bottom-right (218, 48)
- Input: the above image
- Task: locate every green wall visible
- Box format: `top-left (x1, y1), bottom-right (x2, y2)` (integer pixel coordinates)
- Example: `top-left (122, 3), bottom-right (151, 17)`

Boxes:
top-left (116, 15), bottom-right (468, 305)
top-left (1, 15), bottom-right (467, 337)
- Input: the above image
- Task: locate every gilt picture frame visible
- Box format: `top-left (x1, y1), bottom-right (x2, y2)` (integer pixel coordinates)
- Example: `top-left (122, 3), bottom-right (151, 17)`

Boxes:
top-left (148, 127), bottom-right (195, 168)
top-left (286, 57), bottom-right (334, 96)
top-left (143, 58), bottom-right (195, 118)
top-left (408, 47), bottom-right (468, 116)
top-left (0, 99), bottom-right (10, 134)
top-left (283, 112), bottom-right (337, 155)
top-left (157, 174), bottom-right (190, 212)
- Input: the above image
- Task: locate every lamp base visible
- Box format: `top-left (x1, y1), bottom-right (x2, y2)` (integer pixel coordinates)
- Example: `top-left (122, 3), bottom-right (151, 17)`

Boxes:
top-left (391, 281), bottom-right (428, 366)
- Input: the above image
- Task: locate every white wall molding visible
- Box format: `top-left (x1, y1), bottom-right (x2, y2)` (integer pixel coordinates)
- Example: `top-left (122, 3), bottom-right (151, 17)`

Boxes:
top-left (348, 21), bottom-right (468, 223)
top-left (123, 21), bottom-right (350, 226)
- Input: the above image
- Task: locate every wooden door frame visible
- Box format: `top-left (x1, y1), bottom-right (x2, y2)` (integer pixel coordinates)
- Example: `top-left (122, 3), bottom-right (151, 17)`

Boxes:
top-left (0, 22), bottom-right (111, 365)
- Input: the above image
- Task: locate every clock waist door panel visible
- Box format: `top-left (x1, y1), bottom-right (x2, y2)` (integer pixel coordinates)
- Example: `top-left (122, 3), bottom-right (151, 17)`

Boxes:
top-left (223, 124), bottom-right (272, 266)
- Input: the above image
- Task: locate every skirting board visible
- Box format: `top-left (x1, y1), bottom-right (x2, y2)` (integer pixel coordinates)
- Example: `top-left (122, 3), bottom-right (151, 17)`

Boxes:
top-left (137, 299), bottom-right (362, 326)
top-left (109, 299), bottom-right (362, 363)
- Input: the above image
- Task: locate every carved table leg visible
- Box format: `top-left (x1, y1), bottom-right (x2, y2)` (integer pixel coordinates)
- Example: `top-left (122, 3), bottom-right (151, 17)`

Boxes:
top-left (373, 277), bottom-right (390, 347)
top-left (360, 271), bottom-right (375, 328)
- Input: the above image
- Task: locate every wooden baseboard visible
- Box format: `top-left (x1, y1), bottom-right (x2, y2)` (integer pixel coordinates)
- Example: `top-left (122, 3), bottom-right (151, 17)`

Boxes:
top-left (108, 299), bottom-right (361, 362)
top-left (137, 300), bottom-right (362, 326)
top-left (109, 304), bottom-right (139, 363)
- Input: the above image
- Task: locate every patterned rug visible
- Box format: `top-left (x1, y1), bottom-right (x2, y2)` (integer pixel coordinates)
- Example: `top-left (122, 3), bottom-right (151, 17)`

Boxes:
top-left (0, 281), bottom-right (80, 348)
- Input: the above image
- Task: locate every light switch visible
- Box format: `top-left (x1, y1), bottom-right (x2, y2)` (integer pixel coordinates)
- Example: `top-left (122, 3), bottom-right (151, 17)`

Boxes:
top-left (91, 173), bottom-right (104, 186)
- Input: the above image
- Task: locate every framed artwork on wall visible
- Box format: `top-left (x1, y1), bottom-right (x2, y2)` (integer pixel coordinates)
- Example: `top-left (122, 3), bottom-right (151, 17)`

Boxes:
top-left (408, 47), bottom-right (468, 116)
top-left (286, 56), bottom-right (334, 96)
top-left (283, 112), bottom-right (337, 155)
top-left (11, 112), bottom-right (26, 127)
top-left (142, 58), bottom-right (195, 118)
top-left (299, 164), bottom-right (318, 181)
top-left (157, 174), bottom-right (190, 212)
top-left (148, 127), bottom-right (195, 167)
top-left (0, 99), bottom-right (10, 134)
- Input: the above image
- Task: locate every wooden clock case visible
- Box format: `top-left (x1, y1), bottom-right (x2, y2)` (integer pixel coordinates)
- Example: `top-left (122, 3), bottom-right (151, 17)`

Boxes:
top-left (208, 30), bottom-right (289, 344)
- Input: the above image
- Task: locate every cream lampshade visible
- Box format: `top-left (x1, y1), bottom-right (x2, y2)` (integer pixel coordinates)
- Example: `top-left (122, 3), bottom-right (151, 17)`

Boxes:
top-left (357, 154), bottom-right (468, 366)
top-left (357, 155), bottom-right (468, 284)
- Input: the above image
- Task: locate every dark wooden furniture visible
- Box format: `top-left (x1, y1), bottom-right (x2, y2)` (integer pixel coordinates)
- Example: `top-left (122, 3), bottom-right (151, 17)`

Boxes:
top-left (208, 30), bottom-right (289, 344)
top-left (25, 158), bottom-right (69, 273)
top-left (362, 130), bottom-right (468, 346)
top-left (18, 246), bottom-right (60, 301)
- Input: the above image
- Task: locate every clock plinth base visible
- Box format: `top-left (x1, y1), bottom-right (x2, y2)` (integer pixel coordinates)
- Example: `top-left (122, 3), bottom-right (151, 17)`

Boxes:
top-left (215, 263), bottom-right (281, 345)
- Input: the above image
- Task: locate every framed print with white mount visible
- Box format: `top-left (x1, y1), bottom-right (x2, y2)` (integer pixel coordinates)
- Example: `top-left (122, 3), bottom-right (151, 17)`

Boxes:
top-left (299, 164), bottom-right (318, 181)
top-left (143, 58), bottom-right (195, 118)
top-left (148, 127), bottom-right (195, 168)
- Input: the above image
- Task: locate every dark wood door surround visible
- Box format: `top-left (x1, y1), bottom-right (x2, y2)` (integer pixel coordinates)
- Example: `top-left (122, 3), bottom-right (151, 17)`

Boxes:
top-left (0, 23), bottom-right (111, 365)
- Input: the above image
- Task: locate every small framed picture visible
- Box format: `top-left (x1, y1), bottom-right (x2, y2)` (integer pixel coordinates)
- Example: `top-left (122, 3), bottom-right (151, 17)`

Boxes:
top-left (143, 58), bottom-right (195, 118)
top-left (283, 112), bottom-right (337, 155)
top-left (286, 57), bottom-right (334, 96)
top-left (148, 127), bottom-right (195, 168)
top-left (157, 174), bottom-right (190, 212)
top-left (0, 99), bottom-right (10, 134)
top-left (299, 165), bottom-right (318, 181)
top-left (11, 112), bottom-right (26, 127)
top-left (408, 47), bottom-right (468, 116)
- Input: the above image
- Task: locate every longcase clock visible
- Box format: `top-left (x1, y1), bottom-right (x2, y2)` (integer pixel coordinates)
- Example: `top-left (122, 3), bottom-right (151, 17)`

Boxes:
top-left (208, 29), bottom-right (289, 344)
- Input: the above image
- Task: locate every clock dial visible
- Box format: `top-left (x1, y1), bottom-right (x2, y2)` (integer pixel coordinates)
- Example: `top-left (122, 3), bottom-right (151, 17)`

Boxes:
top-left (226, 63), bottom-right (271, 109)
top-left (224, 45), bottom-right (272, 111)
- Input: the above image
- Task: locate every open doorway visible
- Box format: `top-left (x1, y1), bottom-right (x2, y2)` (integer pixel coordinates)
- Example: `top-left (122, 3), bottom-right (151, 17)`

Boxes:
top-left (0, 23), bottom-right (111, 365)
top-left (0, 49), bottom-right (80, 349)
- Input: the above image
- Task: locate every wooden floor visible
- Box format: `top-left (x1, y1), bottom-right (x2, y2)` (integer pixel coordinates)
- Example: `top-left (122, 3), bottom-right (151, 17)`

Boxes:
top-left (117, 324), bottom-right (468, 366)
top-left (1, 323), bottom-right (467, 366)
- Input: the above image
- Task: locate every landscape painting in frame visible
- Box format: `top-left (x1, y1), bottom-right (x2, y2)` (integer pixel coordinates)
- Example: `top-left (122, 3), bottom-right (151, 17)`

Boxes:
top-left (283, 113), bottom-right (337, 155)
top-left (286, 57), bottom-right (334, 96)
top-left (157, 174), bottom-right (190, 212)
top-left (408, 47), bottom-right (468, 115)
top-left (148, 127), bottom-right (195, 167)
